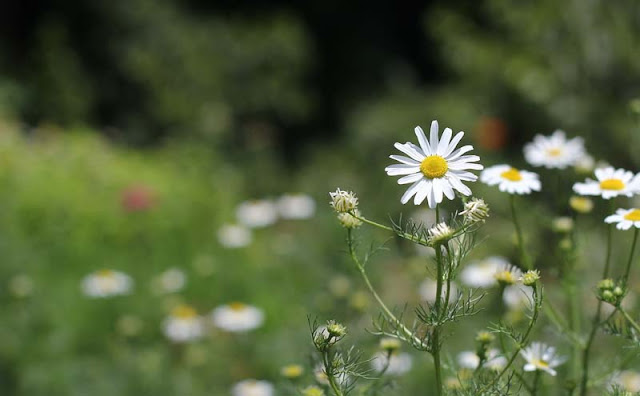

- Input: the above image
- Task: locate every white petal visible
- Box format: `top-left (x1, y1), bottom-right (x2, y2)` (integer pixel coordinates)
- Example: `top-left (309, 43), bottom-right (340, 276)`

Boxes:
top-left (394, 142), bottom-right (424, 162)
top-left (432, 178), bottom-right (443, 204)
top-left (444, 131), bottom-right (464, 157)
top-left (390, 155), bottom-right (420, 165)
top-left (385, 164), bottom-right (421, 176)
top-left (414, 126), bottom-right (431, 155)
top-left (442, 181), bottom-right (455, 200)
top-left (401, 180), bottom-right (423, 204)
top-left (398, 173), bottom-right (424, 185)
top-left (437, 128), bottom-right (452, 155)
top-left (414, 180), bottom-right (432, 206)
top-left (429, 120), bottom-right (439, 150)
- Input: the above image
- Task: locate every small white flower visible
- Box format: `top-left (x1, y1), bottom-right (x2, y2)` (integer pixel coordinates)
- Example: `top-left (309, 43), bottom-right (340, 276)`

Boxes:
top-left (457, 349), bottom-right (506, 371)
top-left (457, 351), bottom-right (480, 369)
top-left (609, 370), bottom-right (640, 392)
top-left (236, 200), bottom-right (278, 228)
top-left (385, 120), bottom-right (483, 208)
top-left (427, 222), bottom-right (454, 244)
top-left (277, 193), bottom-right (316, 219)
top-left (419, 279), bottom-right (458, 304)
top-left (313, 364), bottom-right (350, 387)
top-left (573, 167), bottom-right (640, 199)
top-left (231, 379), bottom-right (274, 396)
top-left (605, 208), bottom-right (640, 230)
top-left (503, 284), bottom-right (534, 310)
top-left (460, 256), bottom-right (510, 288)
top-left (162, 304), bottom-right (204, 343)
top-left (151, 267), bottom-right (186, 294)
top-left (329, 189), bottom-right (359, 213)
top-left (371, 351), bottom-right (413, 375)
top-left (217, 224), bottom-right (252, 248)
top-left (523, 130), bottom-right (585, 169)
top-left (520, 342), bottom-right (566, 376)
top-left (494, 263), bottom-right (524, 286)
top-left (459, 198), bottom-right (490, 223)
top-left (481, 164), bottom-right (541, 195)
top-left (574, 154), bottom-right (595, 174)
top-left (81, 269), bottom-right (133, 298)
top-left (211, 302), bottom-right (264, 332)
top-left (484, 350), bottom-right (508, 372)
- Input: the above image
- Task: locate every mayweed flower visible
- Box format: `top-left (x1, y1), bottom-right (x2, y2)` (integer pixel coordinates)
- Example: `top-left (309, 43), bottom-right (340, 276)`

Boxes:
top-left (231, 379), bottom-right (274, 396)
top-left (457, 351), bottom-right (481, 369)
top-left (313, 364), bottom-right (350, 386)
top-left (569, 196), bottom-right (594, 214)
top-left (280, 364), bottom-right (304, 379)
top-left (494, 264), bottom-right (523, 286)
top-left (326, 320), bottom-right (347, 338)
top-left (217, 224), bottom-right (252, 248)
top-left (609, 370), bottom-right (640, 392)
top-left (211, 302), bottom-right (264, 332)
top-left (337, 209), bottom-right (363, 228)
top-left (457, 349), bottom-right (505, 371)
top-left (475, 331), bottom-right (495, 344)
top-left (329, 188), bottom-right (359, 213)
top-left (460, 256), bottom-right (510, 288)
top-left (236, 200), bottom-right (278, 228)
top-left (301, 385), bottom-right (325, 396)
top-left (605, 208), bottom-right (640, 230)
top-left (81, 269), bottom-right (133, 298)
top-left (379, 337), bottom-right (402, 353)
top-left (419, 278), bottom-right (458, 304)
top-left (520, 342), bottom-right (566, 376)
top-left (520, 270), bottom-right (541, 286)
top-left (523, 130), bottom-right (585, 169)
top-left (459, 198), bottom-right (490, 223)
top-left (151, 267), bottom-right (186, 294)
top-left (276, 193), bottom-right (316, 219)
top-left (573, 167), bottom-right (640, 199)
top-left (503, 284), bottom-right (534, 310)
top-left (480, 165), bottom-right (541, 195)
top-left (371, 351), bottom-right (413, 375)
top-left (162, 304), bottom-right (204, 343)
top-left (385, 120), bottom-right (483, 208)
top-left (427, 222), bottom-right (454, 244)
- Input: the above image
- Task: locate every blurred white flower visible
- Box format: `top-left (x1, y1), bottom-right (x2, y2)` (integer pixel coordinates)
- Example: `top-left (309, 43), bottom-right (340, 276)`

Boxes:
top-left (520, 342), bottom-right (566, 376)
top-left (151, 267), bottom-right (186, 294)
top-left (385, 120), bottom-right (482, 208)
top-left (277, 193), bottom-right (316, 219)
top-left (217, 224), bottom-right (252, 248)
top-left (503, 284), bottom-right (534, 310)
top-left (481, 165), bottom-right (541, 195)
top-left (574, 154), bottom-right (595, 174)
top-left (231, 379), bottom-right (274, 396)
top-left (605, 208), bottom-right (640, 230)
top-left (419, 279), bottom-right (458, 304)
top-left (573, 167), bottom-right (640, 199)
top-left (236, 200), bottom-right (278, 228)
top-left (211, 302), bottom-right (264, 332)
top-left (371, 351), bottom-right (413, 375)
top-left (609, 370), bottom-right (640, 392)
top-left (8, 274), bottom-right (34, 298)
top-left (313, 364), bottom-right (350, 386)
top-left (524, 130), bottom-right (585, 169)
top-left (81, 269), bottom-right (133, 298)
top-left (460, 256), bottom-right (510, 288)
top-left (494, 263), bottom-right (523, 286)
top-left (457, 349), bottom-right (506, 371)
top-left (162, 304), bottom-right (204, 343)
top-left (457, 351), bottom-right (480, 369)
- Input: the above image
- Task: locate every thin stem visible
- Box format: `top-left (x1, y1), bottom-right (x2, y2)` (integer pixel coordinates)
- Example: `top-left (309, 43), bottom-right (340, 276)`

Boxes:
top-left (351, 213), bottom-right (431, 246)
top-left (579, 220), bottom-right (614, 396)
top-left (324, 352), bottom-right (345, 396)
top-left (623, 228), bottom-right (640, 283)
top-left (510, 195), bottom-right (532, 270)
top-left (531, 370), bottom-right (541, 396)
top-left (618, 306), bottom-right (640, 334)
top-left (432, 205), bottom-right (443, 396)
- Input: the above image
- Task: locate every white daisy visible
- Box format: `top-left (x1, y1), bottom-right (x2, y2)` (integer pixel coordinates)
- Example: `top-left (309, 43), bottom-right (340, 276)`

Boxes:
top-left (81, 269), bottom-right (133, 298)
top-left (217, 224), bottom-right (252, 248)
top-left (480, 164), bottom-right (541, 195)
top-left (457, 351), bottom-right (481, 369)
top-left (371, 351), bottom-right (413, 375)
top-left (494, 263), bottom-right (524, 286)
top-left (609, 370), bottom-right (640, 392)
top-left (151, 267), bottom-right (186, 294)
top-left (385, 120), bottom-right (483, 208)
top-left (457, 349), bottom-right (506, 371)
top-left (211, 302), bottom-right (264, 332)
top-left (573, 167), bottom-right (640, 199)
top-left (236, 200), bottom-right (278, 228)
top-left (460, 256), bottom-right (510, 288)
top-left (605, 208), bottom-right (640, 230)
top-left (162, 304), bottom-right (204, 343)
top-left (419, 278), bottom-right (458, 304)
top-left (231, 379), bottom-right (274, 396)
top-left (523, 130), bottom-right (585, 169)
top-left (520, 342), bottom-right (566, 376)
top-left (503, 284), bottom-right (534, 310)
top-left (277, 193), bottom-right (316, 219)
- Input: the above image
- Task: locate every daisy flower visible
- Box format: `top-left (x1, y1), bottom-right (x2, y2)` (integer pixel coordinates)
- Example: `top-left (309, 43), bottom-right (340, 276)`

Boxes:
top-left (609, 370), bottom-right (640, 392)
top-left (605, 208), bottom-right (640, 230)
top-left (573, 167), bottom-right (640, 199)
top-left (385, 120), bottom-right (483, 208)
top-left (520, 342), bottom-right (566, 376)
top-left (371, 351), bottom-right (413, 375)
top-left (523, 130), bottom-right (585, 169)
top-left (460, 256), bottom-right (510, 288)
top-left (276, 193), bottom-right (316, 219)
top-left (151, 267), bottom-right (186, 294)
top-left (231, 379), bottom-right (274, 396)
top-left (480, 165), bottom-right (541, 195)
top-left (494, 263), bottom-right (523, 286)
top-left (162, 304), bottom-right (204, 343)
top-left (457, 350), bottom-right (506, 371)
top-left (211, 302), bottom-right (264, 332)
top-left (217, 224), bottom-right (252, 248)
top-left (236, 200), bottom-right (278, 228)
top-left (81, 269), bottom-right (133, 298)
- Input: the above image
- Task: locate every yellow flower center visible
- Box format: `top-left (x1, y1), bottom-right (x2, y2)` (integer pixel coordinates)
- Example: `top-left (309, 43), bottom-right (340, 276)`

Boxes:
top-left (624, 209), bottom-right (640, 222)
top-left (547, 148), bottom-right (563, 157)
top-left (500, 168), bottom-right (523, 182)
top-left (229, 302), bottom-right (247, 311)
top-left (97, 269), bottom-right (115, 278)
top-left (494, 271), bottom-right (516, 285)
top-left (172, 304), bottom-right (197, 319)
top-left (532, 359), bottom-right (549, 369)
top-left (420, 155), bottom-right (448, 179)
top-left (600, 178), bottom-right (625, 191)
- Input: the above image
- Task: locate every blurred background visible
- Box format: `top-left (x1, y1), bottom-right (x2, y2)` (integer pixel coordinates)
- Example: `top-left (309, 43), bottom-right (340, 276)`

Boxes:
top-left (1, 0), bottom-right (640, 394)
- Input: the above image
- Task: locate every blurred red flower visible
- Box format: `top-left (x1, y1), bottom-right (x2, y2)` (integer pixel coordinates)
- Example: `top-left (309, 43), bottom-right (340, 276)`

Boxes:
top-left (121, 185), bottom-right (156, 212)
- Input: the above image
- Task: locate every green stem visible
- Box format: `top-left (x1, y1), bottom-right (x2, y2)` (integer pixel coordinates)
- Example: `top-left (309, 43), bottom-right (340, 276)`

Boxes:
top-left (618, 306), bottom-right (640, 334)
top-left (432, 205), bottom-right (443, 396)
top-left (579, 221), bottom-right (614, 396)
top-left (351, 214), bottom-right (431, 246)
top-left (623, 228), bottom-right (639, 283)
top-left (324, 351), bottom-right (345, 396)
top-left (531, 370), bottom-right (541, 396)
top-left (510, 195), bottom-right (532, 270)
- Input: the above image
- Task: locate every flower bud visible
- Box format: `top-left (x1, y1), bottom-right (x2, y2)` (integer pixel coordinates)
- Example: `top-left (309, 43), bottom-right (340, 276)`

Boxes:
top-left (521, 270), bottom-right (541, 287)
top-left (569, 196), bottom-right (594, 214)
top-left (597, 279), bottom-right (615, 291)
top-left (329, 189), bottom-right (358, 213)
top-left (460, 198), bottom-right (490, 223)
